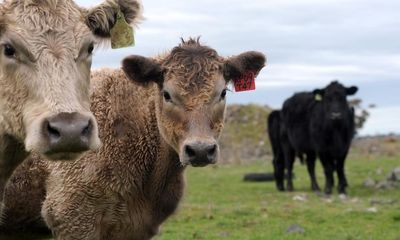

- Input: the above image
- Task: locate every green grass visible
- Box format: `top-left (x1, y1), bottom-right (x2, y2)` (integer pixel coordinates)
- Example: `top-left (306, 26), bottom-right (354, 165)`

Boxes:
top-left (156, 155), bottom-right (400, 240)
top-left (1, 155), bottom-right (399, 240)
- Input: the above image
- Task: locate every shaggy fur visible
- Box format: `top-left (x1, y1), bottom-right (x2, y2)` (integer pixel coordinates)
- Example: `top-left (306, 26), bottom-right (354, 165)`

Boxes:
top-left (85, 0), bottom-right (143, 38)
top-left (1, 39), bottom-right (266, 239)
top-left (0, 0), bottom-right (142, 221)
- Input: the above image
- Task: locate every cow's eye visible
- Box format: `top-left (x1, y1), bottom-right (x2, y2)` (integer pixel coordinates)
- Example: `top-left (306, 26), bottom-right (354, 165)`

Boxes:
top-left (4, 44), bottom-right (16, 58)
top-left (87, 43), bottom-right (94, 55)
top-left (220, 89), bottom-right (227, 101)
top-left (163, 91), bottom-right (172, 102)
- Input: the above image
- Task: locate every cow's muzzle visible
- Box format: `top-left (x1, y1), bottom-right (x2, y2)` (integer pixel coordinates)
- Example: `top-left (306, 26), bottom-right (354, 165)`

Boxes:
top-left (330, 112), bottom-right (343, 120)
top-left (181, 140), bottom-right (219, 167)
top-left (43, 112), bottom-right (94, 157)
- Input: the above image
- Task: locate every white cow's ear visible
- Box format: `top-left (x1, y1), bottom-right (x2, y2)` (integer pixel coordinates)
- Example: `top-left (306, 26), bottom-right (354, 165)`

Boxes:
top-left (223, 51), bottom-right (266, 82)
top-left (122, 55), bottom-right (164, 87)
top-left (85, 0), bottom-right (143, 38)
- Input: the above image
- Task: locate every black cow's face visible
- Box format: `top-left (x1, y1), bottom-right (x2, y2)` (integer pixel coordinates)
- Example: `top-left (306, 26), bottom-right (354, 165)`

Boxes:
top-left (313, 81), bottom-right (358, 121)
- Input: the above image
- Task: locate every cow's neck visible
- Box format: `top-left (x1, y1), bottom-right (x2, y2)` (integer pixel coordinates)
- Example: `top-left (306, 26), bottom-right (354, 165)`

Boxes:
top-left (148, 97), bottom-right (185, 222)
top-left (151, 136), bottom-right (185, 224)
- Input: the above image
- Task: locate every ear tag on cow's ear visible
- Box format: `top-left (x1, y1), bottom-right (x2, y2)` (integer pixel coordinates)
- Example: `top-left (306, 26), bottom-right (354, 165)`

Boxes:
top-left (315, 94), bottom-right (323, 102)
top-left (110, 9), bottom-right (135, 49)
top-left (234, 72), bottom-right (256, 92)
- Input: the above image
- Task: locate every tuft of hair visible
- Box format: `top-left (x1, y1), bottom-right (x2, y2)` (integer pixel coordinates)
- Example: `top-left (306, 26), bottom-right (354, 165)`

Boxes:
top-left (161, 37), bottom-right (223, 90)
top-left (179, 36), bottom-right (201, 47)
top-left (85, 0), bottom-right (143, 38)
top-left (164, 36), bottom-right (221, 67)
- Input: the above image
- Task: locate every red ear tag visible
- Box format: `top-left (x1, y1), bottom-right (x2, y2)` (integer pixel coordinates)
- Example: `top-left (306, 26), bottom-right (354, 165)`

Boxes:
top-left (234, 72), bottom-right (256, 92)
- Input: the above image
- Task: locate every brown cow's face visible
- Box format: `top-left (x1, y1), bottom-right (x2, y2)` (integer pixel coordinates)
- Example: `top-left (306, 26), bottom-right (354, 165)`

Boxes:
top-left (0, 0), bottom-right (142, 160)
top-left (123, 38), bottom-right (266, 167)
top-left (158, 71), bottom-right (227, 167)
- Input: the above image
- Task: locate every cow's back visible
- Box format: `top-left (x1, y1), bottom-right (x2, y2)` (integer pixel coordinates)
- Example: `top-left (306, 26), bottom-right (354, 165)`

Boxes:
top-left (281, 92), bottom-right (316, 152)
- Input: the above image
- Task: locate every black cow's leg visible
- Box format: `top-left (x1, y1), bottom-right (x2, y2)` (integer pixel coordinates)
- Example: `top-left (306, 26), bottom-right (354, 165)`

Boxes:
top-left (319, 153), bottom-right (334, 195)
top-left (273, 153), bottom-right (285, 191)
top-left (284, 148), bottom-right (295, 192)
top-left (336, 156), bottom-right (348, 194)
top-left (306, 152), bottom-right (320, 192)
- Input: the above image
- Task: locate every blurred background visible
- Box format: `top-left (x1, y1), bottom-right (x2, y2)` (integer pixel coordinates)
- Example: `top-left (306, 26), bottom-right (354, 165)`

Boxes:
top-left (76, 0), bottom-right (400, 165)
top-left (78, 0), bottom-right (400, 136)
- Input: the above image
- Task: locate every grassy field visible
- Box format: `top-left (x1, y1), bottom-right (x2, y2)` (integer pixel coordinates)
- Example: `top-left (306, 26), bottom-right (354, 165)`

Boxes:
top-left (1, 154), bottom-right (398, 240)
top-left (156, 155), bottom-right (400, 240)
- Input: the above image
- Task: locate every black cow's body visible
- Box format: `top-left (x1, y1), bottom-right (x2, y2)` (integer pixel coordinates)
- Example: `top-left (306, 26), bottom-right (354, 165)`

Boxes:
top-left (271, 81), bottom-right (357, 194)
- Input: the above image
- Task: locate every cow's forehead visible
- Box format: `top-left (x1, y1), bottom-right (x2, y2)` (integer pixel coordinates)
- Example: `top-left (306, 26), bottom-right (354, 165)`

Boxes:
top-left (164, 71), bottom-right (225, 108)
top-left (1, 0), bottom-right (90, 39)
top-left (3, 0), bottom-right (84, 27)
top-left (2, 11), bottom-right (93, 59)
top-left (325, 82), bottom-right (345, 92)
top-left (165, 64), bottom-right (222, 88)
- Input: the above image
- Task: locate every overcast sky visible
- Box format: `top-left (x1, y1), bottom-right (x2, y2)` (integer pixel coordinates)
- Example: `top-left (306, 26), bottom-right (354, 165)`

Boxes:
top-left (77, 0), bottom-right (400, 136)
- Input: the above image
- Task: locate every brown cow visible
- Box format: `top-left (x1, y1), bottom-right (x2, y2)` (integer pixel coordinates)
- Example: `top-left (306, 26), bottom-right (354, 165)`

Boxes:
top-left (0, 0), bottom-right (142, 215)
top-left (1, 38), bottom-right (266, 239)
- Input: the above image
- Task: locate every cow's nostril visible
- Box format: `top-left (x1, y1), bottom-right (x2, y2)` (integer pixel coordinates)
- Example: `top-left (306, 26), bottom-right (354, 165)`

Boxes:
top-left (46, 121), bottom-right (61, 139)
top-left (207, 144), bottom-right (217, 157)
top-left (185, 145), bottom-right (196, 158)
top-left (81, 120), bottom-right (92, 137)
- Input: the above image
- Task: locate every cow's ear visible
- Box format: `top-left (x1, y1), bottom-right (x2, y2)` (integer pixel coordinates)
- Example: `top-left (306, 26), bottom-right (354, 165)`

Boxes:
top-left (346, 86), bottom-right (358, 95)
top-left (122, 55), bottom-right (164, 86)
top-left (85, 0), bottom-right (143, 38)
top-left (223, 51), bottom-right (266, 82)
top-left (313, 89), bottom-right (325, 96)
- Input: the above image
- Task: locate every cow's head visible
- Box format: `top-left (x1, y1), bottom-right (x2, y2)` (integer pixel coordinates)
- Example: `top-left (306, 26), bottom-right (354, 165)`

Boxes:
top-left (0, 0), bottom-right (142, 160)
top-left (313, 81), bottom-right (358, 121)
top-left (122, 38), bottom-right (266, 167)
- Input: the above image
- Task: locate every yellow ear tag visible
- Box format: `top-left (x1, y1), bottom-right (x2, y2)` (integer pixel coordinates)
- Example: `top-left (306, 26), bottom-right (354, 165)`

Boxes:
top-left (315, 94), bottom-right (322, 102)
top-left (110, 10), bottom-right (135, 49)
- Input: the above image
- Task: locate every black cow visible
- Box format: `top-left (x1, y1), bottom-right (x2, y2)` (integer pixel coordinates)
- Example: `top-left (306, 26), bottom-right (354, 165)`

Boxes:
top-left (271, 81), bottom-right (357, 194)
top-left (268, 110), bottom-right (307, 191)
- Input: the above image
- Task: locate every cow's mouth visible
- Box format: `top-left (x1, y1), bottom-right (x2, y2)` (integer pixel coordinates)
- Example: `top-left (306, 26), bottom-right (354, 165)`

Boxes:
top-left (189, 161), bottom-right (214, 167)
top-left (44, 151), bottom-right (83, 161)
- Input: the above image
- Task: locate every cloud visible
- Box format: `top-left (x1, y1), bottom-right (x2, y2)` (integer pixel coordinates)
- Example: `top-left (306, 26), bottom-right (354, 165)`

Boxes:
top-left (359, 106), bottom-right (400, 136)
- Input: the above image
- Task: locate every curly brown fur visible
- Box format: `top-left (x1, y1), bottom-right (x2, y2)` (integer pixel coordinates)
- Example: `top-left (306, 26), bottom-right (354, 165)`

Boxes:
top-left (1, 39), bottom-right (266, 240)
top-left (0, 0), bottom-right (142, 226)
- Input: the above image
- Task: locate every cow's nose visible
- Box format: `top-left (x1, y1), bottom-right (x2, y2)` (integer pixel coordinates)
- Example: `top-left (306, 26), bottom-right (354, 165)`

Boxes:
top-left (43, 112), bottom-right (93, 154)
top-left (184, 141), bottom-right (218, 167)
